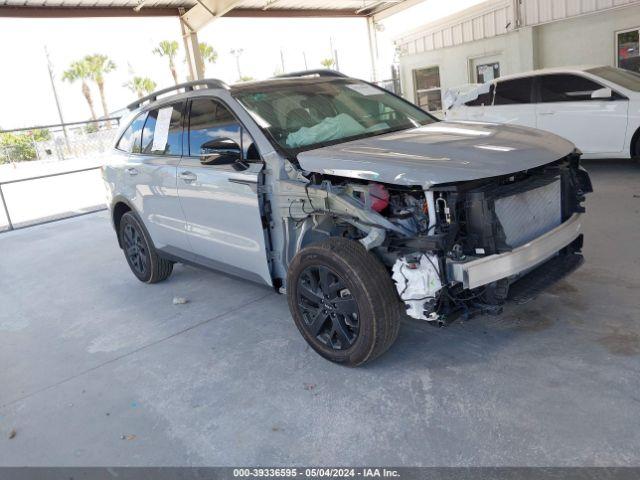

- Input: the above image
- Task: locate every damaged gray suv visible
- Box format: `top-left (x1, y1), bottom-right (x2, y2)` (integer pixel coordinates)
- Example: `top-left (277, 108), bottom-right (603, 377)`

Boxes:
top-left (103, 70), bottom-right (592, 366)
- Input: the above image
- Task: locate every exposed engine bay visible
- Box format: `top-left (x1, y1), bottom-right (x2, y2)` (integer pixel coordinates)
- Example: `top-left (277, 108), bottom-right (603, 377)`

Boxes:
top-left (276, 150), bottom-right (592, 324)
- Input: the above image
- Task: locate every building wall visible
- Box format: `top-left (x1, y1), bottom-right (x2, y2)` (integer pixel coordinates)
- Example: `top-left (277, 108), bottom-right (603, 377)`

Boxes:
top-left (536, 6), bottom-right (640, 68)
top-left (399, 27), bottom-right (536, 108)
top-left (398, 2), bottom-right (640, 107)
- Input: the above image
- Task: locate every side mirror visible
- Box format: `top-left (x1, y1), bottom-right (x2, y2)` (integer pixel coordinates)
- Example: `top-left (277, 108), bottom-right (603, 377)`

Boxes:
top-left (199, 137), bottom-right (242, 165)
top-left (591, 87), bottom-right (612, 100)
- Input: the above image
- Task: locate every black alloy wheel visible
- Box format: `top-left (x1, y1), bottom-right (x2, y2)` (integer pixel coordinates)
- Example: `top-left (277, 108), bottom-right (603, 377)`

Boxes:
top-left (122, 222), bottom-right (148, 276)
top-left (118, 211), bottom-right (173, 283)
top-left (297, 265), bottom-right (360, 351)
top-left (287, 238), bottom-right (402, 366)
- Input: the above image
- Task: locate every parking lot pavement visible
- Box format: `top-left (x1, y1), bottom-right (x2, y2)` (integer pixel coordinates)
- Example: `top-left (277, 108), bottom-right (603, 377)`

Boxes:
top-left (0, 159), bottom-right (639, 466)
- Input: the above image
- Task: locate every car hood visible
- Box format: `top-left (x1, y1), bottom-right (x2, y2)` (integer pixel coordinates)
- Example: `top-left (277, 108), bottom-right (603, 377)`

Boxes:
top-left (296, 121), bottom-right (575, 188)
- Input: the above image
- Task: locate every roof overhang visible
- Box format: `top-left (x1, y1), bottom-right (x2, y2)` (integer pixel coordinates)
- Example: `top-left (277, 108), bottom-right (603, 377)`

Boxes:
top-left (0, 0), bottom-right (413, 23)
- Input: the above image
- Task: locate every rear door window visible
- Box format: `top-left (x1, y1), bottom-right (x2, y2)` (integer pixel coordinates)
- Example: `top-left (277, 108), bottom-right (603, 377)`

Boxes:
top-left (116, 113), bottom-right (147, 153)
top-left (493, 77), bottom-right (534, 105)
top-left (140, 102), bottom-right (185, 155)
top-left (538, 74), bottom-right (604, 102)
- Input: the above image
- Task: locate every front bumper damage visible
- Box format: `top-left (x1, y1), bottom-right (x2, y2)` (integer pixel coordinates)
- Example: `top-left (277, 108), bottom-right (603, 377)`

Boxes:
top-left (446, 213), bottom-right (584, 289)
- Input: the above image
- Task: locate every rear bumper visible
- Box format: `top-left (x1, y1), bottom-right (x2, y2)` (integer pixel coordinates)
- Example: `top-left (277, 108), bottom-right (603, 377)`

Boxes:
top-left (446, 213), bottom-right (584, 289)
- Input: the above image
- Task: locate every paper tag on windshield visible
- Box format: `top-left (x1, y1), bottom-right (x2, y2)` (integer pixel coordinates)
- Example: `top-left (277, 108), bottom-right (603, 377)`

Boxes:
top-left (346, 83), bottom-right (381, 96)
top-left (151, 106), bottom-right (173, 152)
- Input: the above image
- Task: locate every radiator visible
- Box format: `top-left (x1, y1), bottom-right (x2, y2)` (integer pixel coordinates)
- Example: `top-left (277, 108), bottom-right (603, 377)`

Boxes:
top-left (494, 178), bottom-right (562, 248)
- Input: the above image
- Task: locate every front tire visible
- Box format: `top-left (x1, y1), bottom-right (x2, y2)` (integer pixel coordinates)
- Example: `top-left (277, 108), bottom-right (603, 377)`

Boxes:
top-left (119, 211), bottom-right (173, 283)
top-left (287, 238), bottom-right (402, 366)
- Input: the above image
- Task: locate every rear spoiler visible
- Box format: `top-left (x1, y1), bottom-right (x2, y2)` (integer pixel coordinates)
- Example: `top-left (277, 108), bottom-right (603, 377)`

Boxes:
top-left (443, 82), bottom-right (492, 110)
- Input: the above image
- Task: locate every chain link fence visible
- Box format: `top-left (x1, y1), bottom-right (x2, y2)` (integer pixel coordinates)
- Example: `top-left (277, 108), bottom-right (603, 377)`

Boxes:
top-left (0, 118), bottom-right (121, 232)
top-left (0, 118), bottom-right (120, 165)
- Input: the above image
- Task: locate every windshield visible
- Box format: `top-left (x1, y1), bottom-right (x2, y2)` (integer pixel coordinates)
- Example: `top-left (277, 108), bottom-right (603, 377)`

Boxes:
top-left (587, 66), bottom-right (640, 92)
top-left (233, 79), bottom-right (436, 154)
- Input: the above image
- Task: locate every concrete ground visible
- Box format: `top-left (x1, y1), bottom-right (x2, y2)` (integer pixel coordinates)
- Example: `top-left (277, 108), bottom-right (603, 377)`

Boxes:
top-left (0, 159), bottom-right (639, 466)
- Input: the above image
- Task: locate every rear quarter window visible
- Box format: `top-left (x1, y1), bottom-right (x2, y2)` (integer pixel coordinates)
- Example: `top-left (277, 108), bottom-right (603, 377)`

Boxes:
top-left (116, 113), bottom-right (147, 153)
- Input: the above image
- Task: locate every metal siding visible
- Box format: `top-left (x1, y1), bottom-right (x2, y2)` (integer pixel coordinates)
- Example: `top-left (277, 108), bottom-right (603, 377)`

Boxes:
top-left (396, 0), bottom-right (514, 55)
top-left (452, 23), bottom-right (463, 45)
top-left (522, 0), bottom-right (639, 26)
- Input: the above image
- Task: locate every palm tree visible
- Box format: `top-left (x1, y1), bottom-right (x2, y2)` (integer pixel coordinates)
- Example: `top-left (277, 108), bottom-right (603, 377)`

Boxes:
top-left (62, 60), bottom-right (97, 121)
top-left (153, 40), bottom-right (180, 85)
top-left (124, 77), bottom-right (157, 99)
top-left (199, 42), bottom-right (218, 75)
top-left (85, 54), bottom-right (116, 118)
top-left (320, 58), bottom-right (335, 69)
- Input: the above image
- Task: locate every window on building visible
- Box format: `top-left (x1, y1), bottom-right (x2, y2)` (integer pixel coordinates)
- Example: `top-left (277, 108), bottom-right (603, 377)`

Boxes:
top-left (140, 102), bottom-right (185, 155)
top-left (116, 112), bottom-right (147, 153)
top-left (413, 66), bottom-right (442, 112)
top-left (617, 28), bottom-right (640, 74)
top-left (188, 98), bottom-right (242, 158)
top-left (493, 77), bottom-right (533, 105)
top-left (476, 62), bottom-right (500, 83)
top-left (538, 74), bottom-right (604, 103)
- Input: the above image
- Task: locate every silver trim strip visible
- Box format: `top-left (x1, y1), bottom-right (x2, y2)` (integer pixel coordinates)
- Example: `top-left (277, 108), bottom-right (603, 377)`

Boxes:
top-left (447, 213), bottom-right (583, 289)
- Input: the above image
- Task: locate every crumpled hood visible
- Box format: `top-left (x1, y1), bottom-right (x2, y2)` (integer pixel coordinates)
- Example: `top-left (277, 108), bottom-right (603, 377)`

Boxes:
top-left (296, 121), bottom-right (575, 188)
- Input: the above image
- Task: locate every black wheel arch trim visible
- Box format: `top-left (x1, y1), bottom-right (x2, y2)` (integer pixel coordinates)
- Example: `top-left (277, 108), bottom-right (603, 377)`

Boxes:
top-left (110, 197), bottom-right (156, 251)
top-left (631, 126), bottom-right (640, 158)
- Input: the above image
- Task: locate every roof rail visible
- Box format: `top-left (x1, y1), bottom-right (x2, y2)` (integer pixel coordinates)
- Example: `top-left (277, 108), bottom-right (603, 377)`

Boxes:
top-left (274, 69), bottom-right (348, 79)
top-left (127, 78), bottom-right (228, 110)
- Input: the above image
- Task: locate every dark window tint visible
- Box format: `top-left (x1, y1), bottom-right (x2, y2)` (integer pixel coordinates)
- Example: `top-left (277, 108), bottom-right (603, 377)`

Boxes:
top-left (538, 74), bottom-right (604, 102)
top-left (140, 102), bottom-right (184, 155)
top-left (117, 113), bottom-right (147, 153)
top-left (494, 77), bottom-right (533, 105)
top-left (466, 84), bottom-right (495, 106)
top-left (188, 98), bottom-right (242, 157)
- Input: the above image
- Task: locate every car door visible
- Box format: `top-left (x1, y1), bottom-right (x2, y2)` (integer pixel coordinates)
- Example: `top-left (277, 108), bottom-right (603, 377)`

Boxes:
top-left (483, 76), bottom-right (537, 127)
top-left (123, 102), bottom-right (191, 252)
top-left (536, 74), bottom-right (629, 154)
top-left (177, 96), bottom-right (272, 286)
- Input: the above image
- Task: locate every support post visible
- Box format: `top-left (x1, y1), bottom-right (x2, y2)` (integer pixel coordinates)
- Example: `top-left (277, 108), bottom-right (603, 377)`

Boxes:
top-left (0, 184), bottom-right (13, 231)
top-left (366, 16), bottom-right (379, 82)
top-left (180, 12), bottom-right (205, 80)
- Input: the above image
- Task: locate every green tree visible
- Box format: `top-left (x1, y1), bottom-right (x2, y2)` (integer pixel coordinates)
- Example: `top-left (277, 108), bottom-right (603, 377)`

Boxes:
top-left (62, 60), bottom-right (97, 121)
top-left (85, 54), bottom-right (116, 118)
top-left (198, 42), bottom-right (218, 75)
top-left (320, 58), bottom-right (335, 69)
top-left (124, 76), bottom-right (157, 99)
top-left (238, 75), bottom-right (254, 82)
top-left (153, 40), bottom-right (180, 85)
top-left (0, 129), bottom-right (51, 163)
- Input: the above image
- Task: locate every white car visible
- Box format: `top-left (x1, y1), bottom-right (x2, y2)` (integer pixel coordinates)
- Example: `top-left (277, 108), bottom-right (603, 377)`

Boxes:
top-left (445, 66), bottom-right (640, 159)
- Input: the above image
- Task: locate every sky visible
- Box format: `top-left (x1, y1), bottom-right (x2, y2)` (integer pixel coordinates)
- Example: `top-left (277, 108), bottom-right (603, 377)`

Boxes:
top-left (0, 0), bottom-right (486, 130)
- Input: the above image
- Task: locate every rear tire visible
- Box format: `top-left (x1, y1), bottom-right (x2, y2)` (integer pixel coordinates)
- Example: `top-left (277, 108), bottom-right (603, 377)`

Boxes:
top-left (119, 211), bottom-right (173, 284)
top-left (287, 237), bottom-right (402, 366)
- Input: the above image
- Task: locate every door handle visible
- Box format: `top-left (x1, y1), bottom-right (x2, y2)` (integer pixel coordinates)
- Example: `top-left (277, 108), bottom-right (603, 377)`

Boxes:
top-left (539, 111), bottom-right (555, 116)
top-left (179, 171), bottom-right (197, 183)
top-left (125, 167), bottom-right (138, 176)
